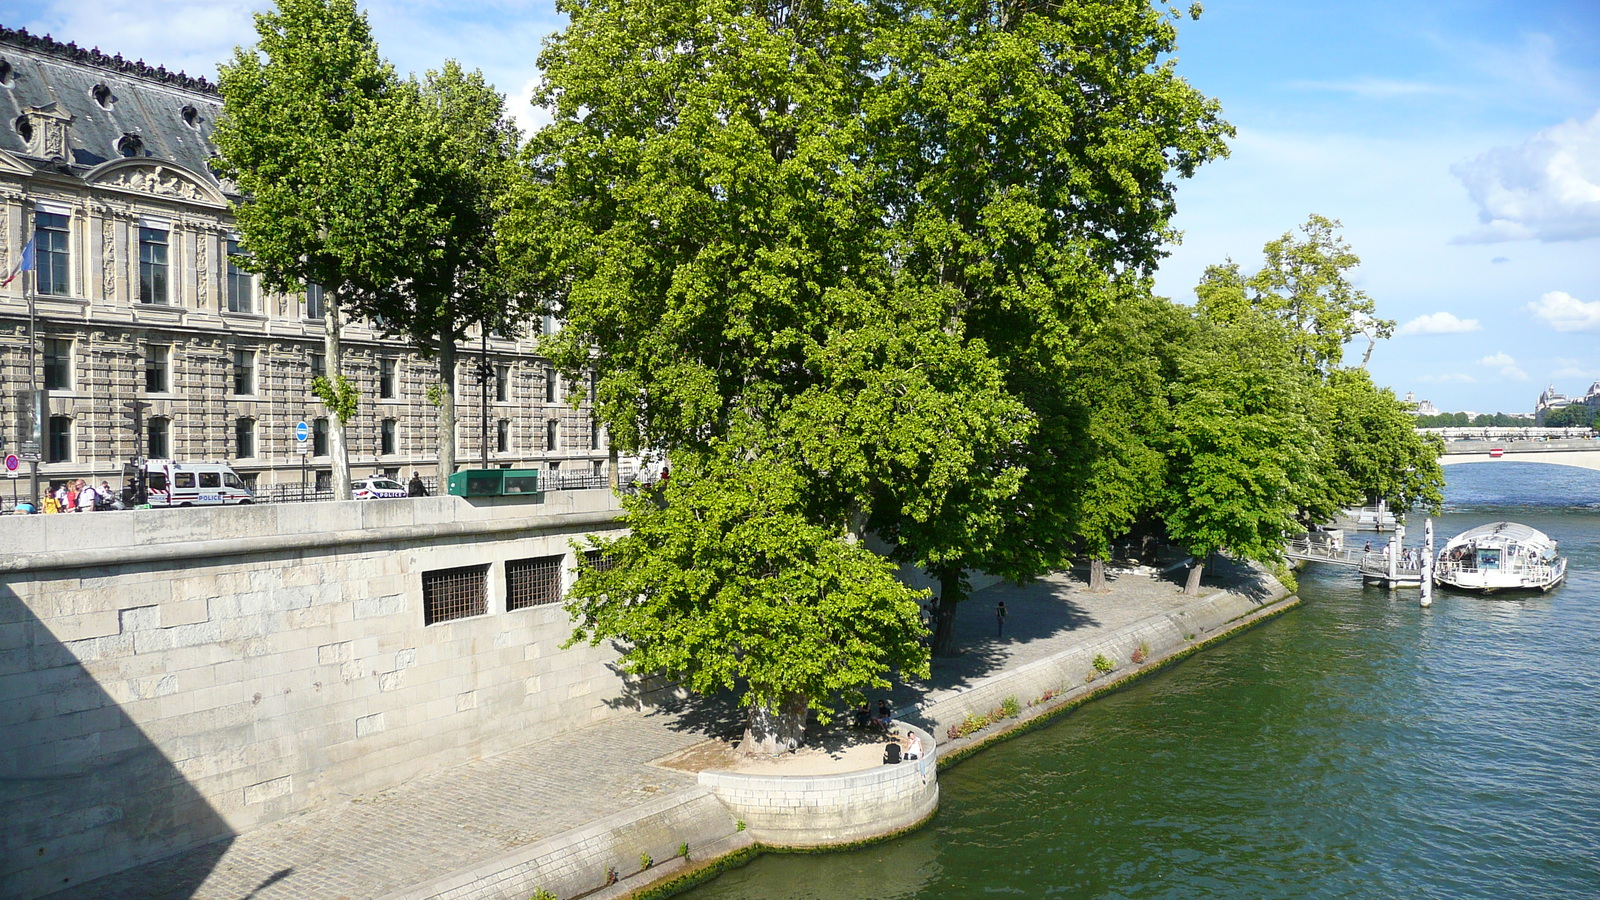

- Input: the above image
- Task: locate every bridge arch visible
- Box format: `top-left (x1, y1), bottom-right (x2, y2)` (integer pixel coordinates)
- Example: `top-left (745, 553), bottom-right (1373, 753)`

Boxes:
top-left (1438, 439), bottom-right (1600, 473)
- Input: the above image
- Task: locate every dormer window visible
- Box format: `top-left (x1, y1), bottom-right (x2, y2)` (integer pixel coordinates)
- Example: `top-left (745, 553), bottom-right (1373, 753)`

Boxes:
top-left (0, 59), bottom-right (13, 87)
top-left (13, 115), bottom-right (31, 143)
top-left (116, 133), bottom-right (143, 157)
top-left (181, 105), bottom-right (200, 128)
top-left (92, 83), bottom-right (113, 109)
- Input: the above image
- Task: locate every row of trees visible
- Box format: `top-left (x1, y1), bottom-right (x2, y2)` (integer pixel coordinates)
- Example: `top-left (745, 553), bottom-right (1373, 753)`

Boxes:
top-left (217, 0), bottom-right (1443, 754)
top-left (1414, 412), bottom-right (1539, 428)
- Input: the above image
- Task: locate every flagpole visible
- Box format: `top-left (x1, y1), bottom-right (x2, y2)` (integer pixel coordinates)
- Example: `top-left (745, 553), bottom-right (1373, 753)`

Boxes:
top-left (27, 249), bottom-right (39, 509)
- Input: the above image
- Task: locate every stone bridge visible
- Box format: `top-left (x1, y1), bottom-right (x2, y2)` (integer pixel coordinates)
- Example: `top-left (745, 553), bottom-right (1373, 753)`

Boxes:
top-left (1438, 438), bottom-right (1600, 472)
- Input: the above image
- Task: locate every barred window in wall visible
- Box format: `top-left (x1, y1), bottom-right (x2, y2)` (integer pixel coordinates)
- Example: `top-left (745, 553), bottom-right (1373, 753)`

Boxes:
top-left (226, 240), bottom-right (253, 313)
top-left (34, 211), bottom-right (70, 297)
top-left (584, 549), bottom-right (617, 573)
top-left (506, 556), bottom-right (563, 610)
top-left (139, 227), bottom-right (169, 304)
top-left (422, 564), bottom-right (488, 625)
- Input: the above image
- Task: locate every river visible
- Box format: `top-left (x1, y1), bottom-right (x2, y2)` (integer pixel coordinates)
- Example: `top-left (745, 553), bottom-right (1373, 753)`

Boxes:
top-left (678, 463), bottom-right (1600, 899)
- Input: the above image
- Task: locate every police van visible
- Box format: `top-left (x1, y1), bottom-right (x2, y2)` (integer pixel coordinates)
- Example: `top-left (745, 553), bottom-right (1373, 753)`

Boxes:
top-left (137, 459), bottom-right (255, 507)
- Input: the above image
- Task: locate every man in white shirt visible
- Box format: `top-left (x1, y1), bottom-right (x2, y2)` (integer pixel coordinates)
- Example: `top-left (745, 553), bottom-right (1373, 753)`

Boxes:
top-left (76, 480), bottom-right (98, 513)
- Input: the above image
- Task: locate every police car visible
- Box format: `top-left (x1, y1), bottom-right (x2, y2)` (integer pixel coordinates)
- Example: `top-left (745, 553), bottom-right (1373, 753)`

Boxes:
top-left (351, 476), bottom-right (409, 500)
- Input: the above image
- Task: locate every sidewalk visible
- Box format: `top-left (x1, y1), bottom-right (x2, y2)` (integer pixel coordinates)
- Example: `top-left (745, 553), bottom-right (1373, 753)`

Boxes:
top-left (74, 561), bottom-right (1276, 900)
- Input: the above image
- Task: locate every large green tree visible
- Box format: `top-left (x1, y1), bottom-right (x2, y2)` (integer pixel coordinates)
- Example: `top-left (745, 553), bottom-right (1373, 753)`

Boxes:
top-left (1320, 368), bottom-right (1445, 513)
top-left (214, 0), bottom-right (407, 499)
top-left (531, 0), bottom-right (1229, 745)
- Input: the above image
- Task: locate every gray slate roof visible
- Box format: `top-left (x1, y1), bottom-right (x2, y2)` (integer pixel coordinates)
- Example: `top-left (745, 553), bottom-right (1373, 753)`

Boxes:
top-left (0, 25), bottom-right (223, 186)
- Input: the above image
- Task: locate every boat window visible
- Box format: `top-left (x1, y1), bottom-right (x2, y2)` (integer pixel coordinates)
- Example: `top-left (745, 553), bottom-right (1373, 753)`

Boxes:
top-left (1477, 548), bottom-right (1501, 570)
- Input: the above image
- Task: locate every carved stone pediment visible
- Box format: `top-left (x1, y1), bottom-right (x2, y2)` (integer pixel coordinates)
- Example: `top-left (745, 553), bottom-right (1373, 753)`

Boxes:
top-left (87, 159), bottom-right (226, 208)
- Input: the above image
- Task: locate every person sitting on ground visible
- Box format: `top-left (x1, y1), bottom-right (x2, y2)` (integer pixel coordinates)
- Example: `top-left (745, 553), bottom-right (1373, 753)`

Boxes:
top-left (904, 732), bottom-right (923, 761)
top-left (874, 698), bottom-right (893, 731)
top-left (853, 703), bottom-right (872, 729)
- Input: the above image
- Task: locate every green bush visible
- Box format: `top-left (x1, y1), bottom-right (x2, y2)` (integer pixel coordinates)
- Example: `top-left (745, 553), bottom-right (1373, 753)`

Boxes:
top-left (1000, 696), bottom-right (1021, 718)
top-left (1092, 653), bottom-right (1114, 674)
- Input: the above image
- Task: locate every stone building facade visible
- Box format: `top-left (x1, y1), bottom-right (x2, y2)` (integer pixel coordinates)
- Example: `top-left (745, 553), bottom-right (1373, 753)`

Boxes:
top-left (0, 27), bottom-right (605, 501)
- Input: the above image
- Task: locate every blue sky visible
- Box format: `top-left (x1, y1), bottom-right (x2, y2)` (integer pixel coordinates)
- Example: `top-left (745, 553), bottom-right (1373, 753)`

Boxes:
top-left (5, 0), bottom-right (1597, 415)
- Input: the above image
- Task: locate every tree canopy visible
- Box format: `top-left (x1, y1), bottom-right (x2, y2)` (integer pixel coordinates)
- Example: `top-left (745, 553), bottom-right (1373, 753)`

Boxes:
top-left (533, 0), bottom-right (1231, 746)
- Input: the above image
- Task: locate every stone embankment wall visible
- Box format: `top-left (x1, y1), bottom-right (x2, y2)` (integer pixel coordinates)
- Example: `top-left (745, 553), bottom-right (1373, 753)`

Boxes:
top-left (698, 723), bottom-right (939, 847)
top-left (0, 492), bottom-right (629, 900)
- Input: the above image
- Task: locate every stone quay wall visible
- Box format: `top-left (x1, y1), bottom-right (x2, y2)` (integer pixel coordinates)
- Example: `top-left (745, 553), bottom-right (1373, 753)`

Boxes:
top-left (0, 492), bottom-right (630, 900)
top-left (698, 723), bottom-right (939, 848)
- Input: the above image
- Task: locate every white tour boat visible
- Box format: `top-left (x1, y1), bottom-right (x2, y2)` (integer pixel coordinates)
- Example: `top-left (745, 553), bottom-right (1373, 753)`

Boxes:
top-left (1434, 522), bottom-right (1567, 593)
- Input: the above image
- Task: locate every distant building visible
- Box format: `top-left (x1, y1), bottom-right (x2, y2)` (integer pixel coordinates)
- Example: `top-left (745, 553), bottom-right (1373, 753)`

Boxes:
top-left (1402, 391), bottom-right (1439, 417)
top-left (1533, 384), bottom-right (1599, 425)
top-left (0, 27), bottom-right (607, 499)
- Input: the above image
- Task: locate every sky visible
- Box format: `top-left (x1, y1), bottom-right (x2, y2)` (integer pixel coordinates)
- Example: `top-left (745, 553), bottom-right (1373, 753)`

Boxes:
top-left (3, 0), bottom-right (1597, 416)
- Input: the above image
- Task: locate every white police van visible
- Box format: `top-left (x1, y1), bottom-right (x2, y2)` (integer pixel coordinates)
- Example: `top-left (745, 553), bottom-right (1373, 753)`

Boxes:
top-left (143, 459), bottom-right (255, 507)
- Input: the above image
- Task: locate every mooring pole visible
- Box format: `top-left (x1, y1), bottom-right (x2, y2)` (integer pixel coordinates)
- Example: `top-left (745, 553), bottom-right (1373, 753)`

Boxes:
top-left (1420, 518), bottom-right (1434, 607)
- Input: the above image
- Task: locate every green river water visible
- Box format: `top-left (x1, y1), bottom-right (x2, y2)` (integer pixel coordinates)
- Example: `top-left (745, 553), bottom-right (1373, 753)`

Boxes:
top-left (679, 463), bottom-right (1600, 899)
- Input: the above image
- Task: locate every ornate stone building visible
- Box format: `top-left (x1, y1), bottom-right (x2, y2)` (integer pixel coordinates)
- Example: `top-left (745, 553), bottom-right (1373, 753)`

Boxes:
top-left (0, 27), bottom-right (605, 501)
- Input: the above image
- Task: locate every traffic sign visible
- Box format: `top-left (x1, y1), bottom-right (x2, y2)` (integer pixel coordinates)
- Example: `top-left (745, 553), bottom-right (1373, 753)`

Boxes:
top-left (295, 421), bottom-right (310, 442)
top-left (4, 454), bottom-right (17, 478)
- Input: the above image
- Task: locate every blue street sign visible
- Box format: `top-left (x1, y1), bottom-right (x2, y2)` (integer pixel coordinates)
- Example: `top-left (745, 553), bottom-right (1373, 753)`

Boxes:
top-left (295, 421), bottom-right (310, 442)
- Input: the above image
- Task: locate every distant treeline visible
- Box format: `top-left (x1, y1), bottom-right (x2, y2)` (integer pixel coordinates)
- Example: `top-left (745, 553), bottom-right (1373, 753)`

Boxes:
top-left (1414, 410), bottom-right (1588, 428)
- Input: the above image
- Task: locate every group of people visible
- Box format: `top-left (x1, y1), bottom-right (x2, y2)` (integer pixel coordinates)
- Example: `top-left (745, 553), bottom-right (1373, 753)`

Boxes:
top-left (42, 479), bottom-right (120, 514)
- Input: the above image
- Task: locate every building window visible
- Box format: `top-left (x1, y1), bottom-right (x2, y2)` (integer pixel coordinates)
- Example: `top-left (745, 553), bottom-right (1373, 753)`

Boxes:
top-left (226, 240), bottom-right (253, 313)
top-left (422, 564), bottom-right (488, 625)
top-left (590, 420), bottom-right (601, 451)
top-left (313, 417), bottom-right (329, 456)
top-left (495, 365), bottom-right (509, 403)
top-left (381, 418), bottom-right (397, 455)
top-left (35, 211), bottom-right (70, 297)
top-left (310, 352), bottom-right (325, 380)
top-left (46, 416), bottom-right (72, 462)
top-left (497, 419), bottom-right (510, 453)
top-left (144, 345), bottom-right (169, 393)
top-left (544, 368), bottom-right (558, 403)
top-left (584, 548), bottom-right (617, 574)
top-left (546, 420), bottom-right (559, 452)
top-left (139, 227), bottom-right (169, 304)
top-left (506, 556), bottom-right (563, 610)
top-left (147, 417), bottom-right (170, 459)
top-left (235, 418), bottom-right (256, 458)
top-left (379, 358), bottom-right (396, 399)
top-left (305, 283), bottom-right (324, 320)
top-left (42, 338), bottom-right (71, 390)
top-left (589, 371), bottom-right (597, 404)
top-left (232, 349), bottom-right (255, 395)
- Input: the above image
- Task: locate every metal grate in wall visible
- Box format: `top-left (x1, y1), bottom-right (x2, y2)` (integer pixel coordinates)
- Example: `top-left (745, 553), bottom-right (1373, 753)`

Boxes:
top-left (506, 555), bottom-right (563, 610)
top-left (584, 549), bottom-right (617, 574)
top-left (422, 564), bottom-right (488, 625)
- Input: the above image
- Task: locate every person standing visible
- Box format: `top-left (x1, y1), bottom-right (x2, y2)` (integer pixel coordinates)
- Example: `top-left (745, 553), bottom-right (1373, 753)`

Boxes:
top-left (76, 480), bottom-right (98, 513)
top-left (408, 472), bottom-right (428, 497)
top-left (996, 601), bottom-right (1008, 638)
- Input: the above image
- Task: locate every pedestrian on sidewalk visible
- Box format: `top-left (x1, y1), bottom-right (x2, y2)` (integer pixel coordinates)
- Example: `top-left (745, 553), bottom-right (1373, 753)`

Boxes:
top-left (996, 601), bottom-right (1008, 638)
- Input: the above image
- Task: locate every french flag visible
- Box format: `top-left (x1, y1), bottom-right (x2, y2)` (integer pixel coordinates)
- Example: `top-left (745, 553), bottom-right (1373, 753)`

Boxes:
top-left (1, 237), bottom-right (35, 287)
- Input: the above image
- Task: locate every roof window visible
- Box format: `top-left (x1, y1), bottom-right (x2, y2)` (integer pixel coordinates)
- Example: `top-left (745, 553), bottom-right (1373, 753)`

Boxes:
top-left (117, 133), bottom-right (143, 157)
top-left (13, 115), bottom-right (31, 142)
top-left (92, 83), bottom-right (113, 108)
top-left (0, 59), bottom-right (13, 87)
top-left (181, 104), bottom-right (200, 128)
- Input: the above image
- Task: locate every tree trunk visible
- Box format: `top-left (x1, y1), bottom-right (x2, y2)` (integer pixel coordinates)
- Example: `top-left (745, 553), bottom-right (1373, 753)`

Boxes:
top-left (325, 297), bottom-right (351, 501)
top-left (739, 692), bottom-right (808, 756)
top-left (932, 566), bottom-right (966, 657)
top-left (1183, 557), bottom-right (1205, 596)
top-left (437, 341), bottom-right (456, 480)
top-left (1089, 557), bottom-right (1107, 592)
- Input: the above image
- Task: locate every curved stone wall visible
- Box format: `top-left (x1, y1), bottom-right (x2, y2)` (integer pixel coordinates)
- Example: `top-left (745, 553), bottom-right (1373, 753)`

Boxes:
top-left (697, 724), bottom-right (939, 847)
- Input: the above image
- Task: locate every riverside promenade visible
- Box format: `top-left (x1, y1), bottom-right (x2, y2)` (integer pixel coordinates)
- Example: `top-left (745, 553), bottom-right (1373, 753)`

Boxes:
top-left (76, 561), bottom-right (1290, 900)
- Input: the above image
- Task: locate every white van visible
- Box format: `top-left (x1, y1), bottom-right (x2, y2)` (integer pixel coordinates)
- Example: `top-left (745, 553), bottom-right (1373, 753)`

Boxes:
top-left (142, 460), bottom-right (255, 507)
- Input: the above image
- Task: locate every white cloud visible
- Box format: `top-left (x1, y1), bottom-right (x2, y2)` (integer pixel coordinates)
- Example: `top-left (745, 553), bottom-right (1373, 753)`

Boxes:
top-left (1452, 108), bottom-right (1600, 243)
top-left (1527, 290), bottom-right (1600, 332)
top-left (1551, 358), bottom-right (1600, 381)
top-left (1477, 352), bottom-right (1529, 381)
top-left (1288, 77), bottom-right (1464, 99)
top-left (1396, 312), bottom-right (1482, 336)
top-left (1420, 373), bottom-right (1478, 384)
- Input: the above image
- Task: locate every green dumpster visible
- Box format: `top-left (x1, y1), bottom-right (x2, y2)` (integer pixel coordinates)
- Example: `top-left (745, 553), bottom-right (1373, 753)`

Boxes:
top-left (447, 468), bottom-right (541, 497)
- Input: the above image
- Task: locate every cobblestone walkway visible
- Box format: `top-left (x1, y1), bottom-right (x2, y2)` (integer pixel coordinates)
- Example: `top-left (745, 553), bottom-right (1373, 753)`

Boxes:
top-left (73, 559), bottom-right (1273, 900)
